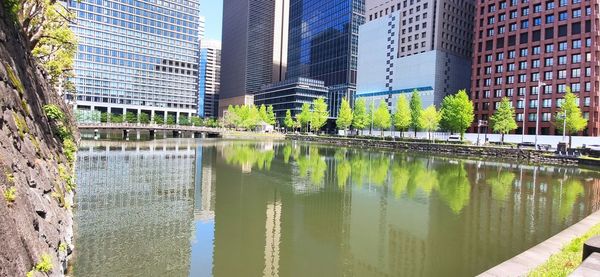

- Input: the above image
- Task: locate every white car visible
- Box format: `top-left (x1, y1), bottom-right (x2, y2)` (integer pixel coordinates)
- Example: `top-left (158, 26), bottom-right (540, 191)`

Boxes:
top-left (589, 145), bottom-right (600, 151)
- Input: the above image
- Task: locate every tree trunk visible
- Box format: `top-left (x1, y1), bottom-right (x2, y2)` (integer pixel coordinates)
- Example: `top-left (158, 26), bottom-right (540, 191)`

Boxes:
top-left (501, 133), bottom-right (505, 144)
top-left (569, 135), bottom-right (573, 149)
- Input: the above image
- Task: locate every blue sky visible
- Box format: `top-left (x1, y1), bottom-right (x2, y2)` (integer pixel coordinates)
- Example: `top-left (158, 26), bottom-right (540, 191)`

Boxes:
top-left (201, 0), bottom-right (223, 41)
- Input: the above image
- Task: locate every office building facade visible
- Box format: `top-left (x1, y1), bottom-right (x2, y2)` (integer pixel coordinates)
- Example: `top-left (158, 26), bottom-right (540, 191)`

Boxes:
top-left (286, 0), bottom-right (365, 118)
top-left (198, 40), bottom-right (221, 118)
top-left (68, 0), bottom-right (200, 122)
top-left (356, 0), bottom-right (474, 112)
top-left (471, 0), bottom-right (599, 136)
top-left (219, 0), bottom-right (289, 116)
top-left (255, 77), bottom-right (328, 122)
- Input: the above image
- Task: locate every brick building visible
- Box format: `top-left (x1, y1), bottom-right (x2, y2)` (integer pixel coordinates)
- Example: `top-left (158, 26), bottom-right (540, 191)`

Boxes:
top-left (471, 0), bottom-right (599, 136)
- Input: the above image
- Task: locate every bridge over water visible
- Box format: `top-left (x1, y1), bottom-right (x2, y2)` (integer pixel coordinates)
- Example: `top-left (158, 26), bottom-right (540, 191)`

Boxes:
top-left (77, 123), bottom-right (223, 139)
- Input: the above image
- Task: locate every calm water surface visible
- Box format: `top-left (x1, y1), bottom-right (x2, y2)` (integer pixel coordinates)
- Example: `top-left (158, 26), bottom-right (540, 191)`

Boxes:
top-left (73, 139), bottom-right (600, 277)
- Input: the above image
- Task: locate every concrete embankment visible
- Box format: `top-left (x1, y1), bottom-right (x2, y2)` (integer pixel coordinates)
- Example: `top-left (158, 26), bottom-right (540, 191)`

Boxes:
top-left (286, 134), bottom-right (600, 167)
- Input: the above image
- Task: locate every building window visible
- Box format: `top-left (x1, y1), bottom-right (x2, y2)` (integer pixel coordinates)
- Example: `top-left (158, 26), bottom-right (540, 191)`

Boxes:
top-left (573, 39), bottom-right (581, 49)
top-left (558, 69), bottom-right (567, 79)
top-left (572, 68), bottom-right (581, 78)
top-left (558, 55), bottom-right (567, 65)
top-left (544, 71), bottom-right (553, 80)
top-left (558, 41), bottom-right (567, 51)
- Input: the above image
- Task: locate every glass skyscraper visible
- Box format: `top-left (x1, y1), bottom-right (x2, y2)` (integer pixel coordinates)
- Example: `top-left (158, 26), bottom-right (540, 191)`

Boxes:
top-left (198, 40), bottom-right (221, 118)
top-left (68, 0), bottom-right (200, 122)
top-left (286, 0), bottom-right (365, 117)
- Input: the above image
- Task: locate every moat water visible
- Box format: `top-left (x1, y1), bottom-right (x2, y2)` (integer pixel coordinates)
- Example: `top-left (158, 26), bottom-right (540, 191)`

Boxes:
top-left (73, 138), bottom-right (600, 276)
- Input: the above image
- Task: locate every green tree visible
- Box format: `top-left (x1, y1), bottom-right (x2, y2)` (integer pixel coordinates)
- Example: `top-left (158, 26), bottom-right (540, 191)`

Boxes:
top-left (298, 103), bottom-right (312, 132)
top-left (409, 90), bottom-right (423, 137)
top-left (336, 98), bottom-right (353, 133)
top-left (166, 115), bottom-right (176, 125)
top-left (419, 105), bottom-right (440, 141)
top-left (20, 0), bottom-right (78, 91)
top-left (258, 104), bottom-right (268, 123)
top-left (393, 95), bottom-right (411, 138)
top-left (555, 88), bottom-right (588, 147)
top-left (190, 116), bottom-right (203, 126)
top-left (373, 102), bottom-right (391, 137)
top-left (440, 89), bottom-right (475, 140)
top-left (311, 98), bottom-right (329, 133)
top-left (367, 102), bottom-right (375, 135)
top-left (100, 112), bottom-right (108, 123)
top-left (154, 115), bottom-right (164, 125)
top-left (179, 116), bottom-right (190, 126)
top-left (125, 112), bottom-right (137, 123)
top-left (266, 105), bottom-right (277, 126)
top-left (352, 98), bottom-right (368, 135)
top-left (490, 97), bottom-right (518, 144)
top-left (284, 110), bottom-right (295, 132)
top-left (139, 113), bottom-right (150, 124)
top-left (223, 105), bottom-right (240, 128)
top-left (110, 113), bottom-right (124, 123)
top-left (240, 105), bottom-right (260, 130)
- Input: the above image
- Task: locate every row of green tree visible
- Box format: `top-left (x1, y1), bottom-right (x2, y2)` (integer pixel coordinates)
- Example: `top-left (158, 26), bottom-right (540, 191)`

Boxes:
top-left (222, 104), bottom-right (277, 130)
top-left (96, 112), bottom-right (219, 127)
top-left (283, 90), bottom-right (474, 140)
top-left (282, 88), bottom-right (588, 143)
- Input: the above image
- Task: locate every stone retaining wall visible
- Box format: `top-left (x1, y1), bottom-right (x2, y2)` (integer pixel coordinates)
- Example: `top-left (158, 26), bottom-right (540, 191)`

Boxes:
top-left (286, 135), bottom-right (596, 167)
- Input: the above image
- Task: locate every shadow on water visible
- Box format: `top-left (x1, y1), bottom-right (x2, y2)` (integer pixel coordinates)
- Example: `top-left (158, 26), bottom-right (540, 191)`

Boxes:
top-left (73, 139), bottom-right (600, 277)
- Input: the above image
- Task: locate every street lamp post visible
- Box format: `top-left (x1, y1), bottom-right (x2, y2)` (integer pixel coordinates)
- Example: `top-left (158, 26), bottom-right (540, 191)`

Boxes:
top-left (534, 81), bottom-right (546, 148)
top-left (558, 111), bottom-right (567, 142)
top-left (520, 97), bottom-right (526, 143)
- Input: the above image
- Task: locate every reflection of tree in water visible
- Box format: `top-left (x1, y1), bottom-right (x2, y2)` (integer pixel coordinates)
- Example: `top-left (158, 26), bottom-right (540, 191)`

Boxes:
top-left (486, 169), bottom-right (516, 202)
top-left (410, 159), bottom-right (438, 196)
top-left (222, 143), bottom-right (275, 171)
top-left (297, 146), bottom-right (327, 186)
top-left (334, 149), bottom-right (351, 188)
top-left (369, 154), bottom-right (390, 186)
top-left (391, 161), bottom-right (410, 198)
top-left (283, 144), bottom-right (292, 164)
top-left (436, 162), bottom-right (471, 214)
top-left (556, 178), bottom-right (584, 220)
top-left (350, 153), bottom-right (368, 188)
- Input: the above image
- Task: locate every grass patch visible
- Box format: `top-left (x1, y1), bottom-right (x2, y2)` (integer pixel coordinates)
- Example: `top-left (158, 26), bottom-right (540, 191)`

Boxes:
top-left (21, 99), bottom-right (31, 116)
top-left (529, 223), bottom-right (600, 276)
top-left (31, 137), bottom-right (41, 155)
top-left (13, 112), bottom-right (29, 139)
top-left (42, 105), bottom-right (65, 121)
top-left (3, 63), bottom-right (24, 96)
top-left (59, 242), bottom-right (67, 252)
top-left (3, 187), bottom-right (16, 203)
top-left (35, 253), bottom-right (53, 273)
top-left (62, 139), bottom-right (76, 167)
top-left (581, 156), bottom-right (600, 161)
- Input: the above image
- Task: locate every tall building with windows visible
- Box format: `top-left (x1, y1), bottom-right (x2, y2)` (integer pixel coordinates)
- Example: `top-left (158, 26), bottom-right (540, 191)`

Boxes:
top-left (198, 40), bottom-right (221, 118)
top-left (68, 0), bottom-right (200, 122)
top-left (219, 0), bottom-right (289, 116)
top-left (356, 0), bottom-right (474, 113)
top-left (286, 0), bottom-right (365, 118)
top-left (471, 0), bottom-right (600, 136)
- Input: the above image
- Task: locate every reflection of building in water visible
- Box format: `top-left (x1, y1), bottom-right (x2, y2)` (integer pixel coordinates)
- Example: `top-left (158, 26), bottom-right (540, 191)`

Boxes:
top-left (74, 141), bottom-right (196, 276)
top-left (263, 198), bottom-right (282, 277)
top-left (195, 145), bottom-right (216, 222)
top-left (212, 144), bottom-right (351, 277)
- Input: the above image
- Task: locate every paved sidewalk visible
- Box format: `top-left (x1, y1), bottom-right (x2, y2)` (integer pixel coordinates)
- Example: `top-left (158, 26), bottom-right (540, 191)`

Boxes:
top-left (478, 211), bottom-right (600, 277)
